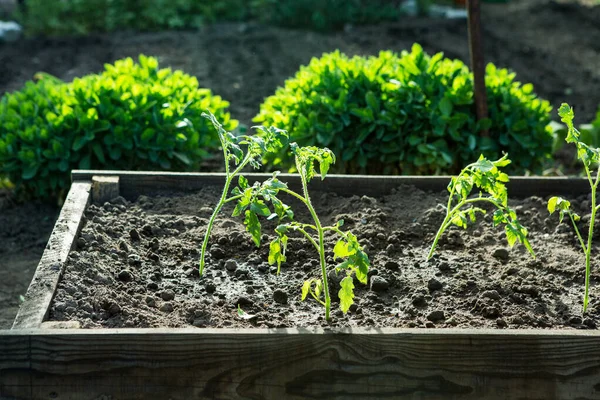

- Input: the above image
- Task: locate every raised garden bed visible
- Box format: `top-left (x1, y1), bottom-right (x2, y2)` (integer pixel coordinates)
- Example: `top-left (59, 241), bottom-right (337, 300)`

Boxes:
top-left (2, 170), bottom-right (600, 399)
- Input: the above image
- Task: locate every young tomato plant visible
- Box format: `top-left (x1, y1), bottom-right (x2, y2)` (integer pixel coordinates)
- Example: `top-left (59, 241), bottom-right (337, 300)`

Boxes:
top-left (269, 143), bottom-right (370, 321)
top-left (427, 154), bottom-right (535, 260)
top-left (548, 103), bottom-right (600, 312)
top-left (198, 111), bottom-right (289, 276)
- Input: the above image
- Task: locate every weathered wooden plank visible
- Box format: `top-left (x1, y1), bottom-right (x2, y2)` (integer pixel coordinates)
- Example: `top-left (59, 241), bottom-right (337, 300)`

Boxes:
top-left (11, 181), bottom-right (91, 330)
top-left (72, 170), bottom-right (592, 200)
top-left (91, 175), bottom-right (119, 204)
top-left (1, 328), bottom-right (600, 400)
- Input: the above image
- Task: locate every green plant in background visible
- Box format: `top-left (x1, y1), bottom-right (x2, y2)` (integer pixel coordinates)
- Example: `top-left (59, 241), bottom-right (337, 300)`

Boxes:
top-left (199, 113), bottom-right (370, 320)
top-left (0, 55), bottom-right (236, 199)
top-left (19, 0), bottom-right (248, 35)
top-left (428, 154), bottom-right (535, 260)
top-left (254, 44), bottom-right (552, 175)
top-left (548, 104), bottom-right (600, 312)
top-left (250, 0), bottom-right (400, 31)
top-left (198, 112), bottom-right (289, 276)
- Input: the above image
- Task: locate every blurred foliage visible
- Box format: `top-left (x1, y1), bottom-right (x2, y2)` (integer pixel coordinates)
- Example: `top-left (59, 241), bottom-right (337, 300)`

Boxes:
top-left (20, 0), bottom-right (248, 35)
top-left (0, 55), bottom-right (236, 199)
top-left (250, 0), bottom-right (400, 32)
top-left (254, 44), bottom-right (552, 175)
top-left (19, 0), bottom-right (400, 35)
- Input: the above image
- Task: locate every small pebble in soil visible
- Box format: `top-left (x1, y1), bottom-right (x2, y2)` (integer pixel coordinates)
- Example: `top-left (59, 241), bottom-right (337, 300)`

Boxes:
top-left (146, 282), bottom-right (158, 291)
top-left (517, 285), bottom-right (539, 297)
top-left (496, 318), bottom-right (508, 328)
top-left (237, 296), bottom-right (253, 306)
top-left (118, 240), bottom-right (129, 252)
top-left (160, 303), bottom-right (174, 313)
top-left (427, 310), bottom-right (445, 322)
top-left (108, 303), bottom-right (121, 315)
top-left (492, 248), bottom-right (509, 261)
top-left (210, 245), bottom-right (226, 259)
top-left (427, 278), bottom-right (443, 292)
top-left (117, 270), bottom-right (133, 282)
top-left (129, 228), bottom-right (141, 241)
top-left (127, 254), bottom-right (141, 266)
top-left (412, 294), bottom-right (427, 307)
top-left (145, 296), bottom-right (156, 307)
top-left (481, 290), bottom-right (501, 300)
top-left (161, 289), bottom-right (175, 301)
top-left (384, 260), bottom-right (400, 271)
top-left (370, 276), bottom-right (389, 292)
top-left (273, 289), bottom-right (288, 304)
top-left (482, 306), bottom-right (501, 319)
top-left (225, 259), bottom-right (238, 272)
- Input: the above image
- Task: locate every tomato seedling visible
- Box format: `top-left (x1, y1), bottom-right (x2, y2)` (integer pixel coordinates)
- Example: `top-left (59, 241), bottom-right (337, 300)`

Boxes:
top-left (198, 111), bottom-right (288, 276)
top-left (548, 103), bottom-right (599, 312)
top-left (428, 154), bottom-right (535, 260)
top-left (268, 143), bottom-right (370, 320)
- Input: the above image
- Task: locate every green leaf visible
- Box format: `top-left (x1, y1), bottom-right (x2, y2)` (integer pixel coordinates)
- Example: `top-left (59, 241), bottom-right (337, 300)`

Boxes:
top-left (333, 239), bottom-right (353, 259)
top-left (173, 152), bottom-right (191, 165)
top-left (339, 276), bottom-right (355, 313)
top-left (21, 164), bottom-right (38, 180)
top-left (244, 210), bottom-right (261, 247)
top-left (301, 280), bottom-right (311, 301)
top-left (92, 143), bottom-right (105, 163)
top-left (439, 97), bottom-right (453, 117)
top-left (239, 175), bottom-right (248, 190)
top-left (250, 200), bottom-right (271, 217)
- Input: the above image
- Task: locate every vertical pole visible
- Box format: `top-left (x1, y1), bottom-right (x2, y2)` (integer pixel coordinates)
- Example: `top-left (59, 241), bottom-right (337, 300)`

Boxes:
top-left (467, 0), bottom-right (489, 136)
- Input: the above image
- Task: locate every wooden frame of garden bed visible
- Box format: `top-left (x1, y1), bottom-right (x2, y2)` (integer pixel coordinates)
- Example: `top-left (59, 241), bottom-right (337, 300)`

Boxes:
top-left (2, 170), bottom-right (600, 400)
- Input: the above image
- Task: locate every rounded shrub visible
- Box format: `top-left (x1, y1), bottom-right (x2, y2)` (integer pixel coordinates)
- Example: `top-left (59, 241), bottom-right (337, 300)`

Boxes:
top-left (0, 55), bottom-right (237, 198)
top-left (254, 44), bottom-right (552, 174)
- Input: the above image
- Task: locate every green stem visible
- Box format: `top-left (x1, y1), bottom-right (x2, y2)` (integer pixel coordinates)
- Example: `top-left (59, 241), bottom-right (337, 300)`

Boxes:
top-left (300, 175), bottom-right (331, 321)
top-left (583, 167), bottom-right (599, 312)
top-left (427, 197), bottom-right (505, 260)
top-left (199, 151), bottom-right (252, 276)
top-left (295, 228), bottom-right (320, 253)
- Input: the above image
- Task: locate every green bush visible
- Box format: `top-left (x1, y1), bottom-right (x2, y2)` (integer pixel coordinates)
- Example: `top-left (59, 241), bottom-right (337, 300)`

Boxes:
top-left (254, 44), bottom-right (552, 174)
top-left (250, 0), bottom-right (400, 32)
top-left (0, 55), bottom-right (237, 198)
top-left (21, 0), bottom-right (247, 35)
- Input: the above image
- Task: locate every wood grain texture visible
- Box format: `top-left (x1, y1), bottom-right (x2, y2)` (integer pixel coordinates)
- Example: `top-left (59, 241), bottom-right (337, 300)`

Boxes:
top-left (11, 181), bottom-right (91, 330)
top-left (71, 170), bottom-right (592, 200)
top-left (91, 175), bottom-right (119, 204)
top-left (2, 328), bottom-right (600, 400)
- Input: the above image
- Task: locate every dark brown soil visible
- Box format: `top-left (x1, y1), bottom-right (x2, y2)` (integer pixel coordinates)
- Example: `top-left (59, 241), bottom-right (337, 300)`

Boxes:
top-left (3, 0), bottom-right (600, 328)
top-left (49, 183), bottom-right (600, 329)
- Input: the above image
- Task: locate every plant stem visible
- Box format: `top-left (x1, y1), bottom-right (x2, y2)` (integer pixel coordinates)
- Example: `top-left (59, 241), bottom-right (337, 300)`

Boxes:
top-left (427, 197), bottom-right (504, 260)
top-left (583, 168), bottom-right (600, 312)
top-left (299, 174), bottom-right (331, 321)
top-left (198, 149), bottom-right (251, 276)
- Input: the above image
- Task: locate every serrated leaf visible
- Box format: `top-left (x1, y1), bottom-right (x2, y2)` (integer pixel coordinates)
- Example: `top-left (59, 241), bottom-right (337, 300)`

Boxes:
top-left (333, 239), bottom-right (353, 259)
top-left (250, 200), bottom-right (271, 217)
top-left (339, 276), bottom-right (355, 313)
top-left (244, 210), bottom-right (261, 247)
top-left (301, 280), bottom-right (311, 301)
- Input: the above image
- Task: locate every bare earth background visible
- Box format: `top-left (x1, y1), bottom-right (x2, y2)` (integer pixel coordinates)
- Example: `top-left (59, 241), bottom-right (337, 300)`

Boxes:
top-left (1, 0), bottom-right (600, 328)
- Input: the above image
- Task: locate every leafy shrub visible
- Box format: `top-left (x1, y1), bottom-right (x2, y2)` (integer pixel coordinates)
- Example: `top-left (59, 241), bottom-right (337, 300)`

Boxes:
top-left (250, 0), bottom-right (400, 32)
top-left (0, 55), bottom-right (237, 198)
top-left (254, 44), bottom-right (552, 174)
top-left (21, 0), bottom-right (247, 35)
